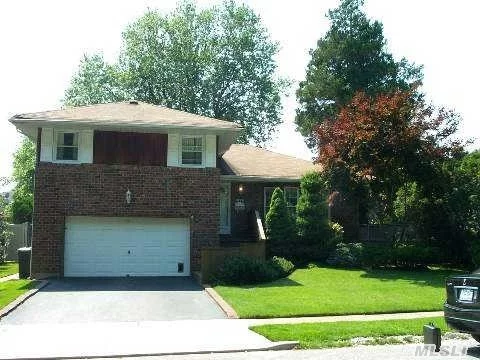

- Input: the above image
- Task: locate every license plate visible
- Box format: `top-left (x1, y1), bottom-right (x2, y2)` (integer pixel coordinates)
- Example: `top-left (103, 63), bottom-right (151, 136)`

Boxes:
top-left (459, 288), bottom-right (474, 302)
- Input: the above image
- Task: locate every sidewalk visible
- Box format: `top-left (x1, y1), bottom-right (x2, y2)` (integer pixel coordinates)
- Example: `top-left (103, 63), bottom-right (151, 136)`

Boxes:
top-left (0, 319), bottom-right (296, 359)
top-left (244, 311), bottom-right (444, 326)
top-left (0, 273), bottom-right (19, 282)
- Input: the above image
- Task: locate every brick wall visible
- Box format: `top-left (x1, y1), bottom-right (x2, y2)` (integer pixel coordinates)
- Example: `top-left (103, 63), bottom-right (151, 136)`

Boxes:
top-left (32, 163), bottom-right (220, 277)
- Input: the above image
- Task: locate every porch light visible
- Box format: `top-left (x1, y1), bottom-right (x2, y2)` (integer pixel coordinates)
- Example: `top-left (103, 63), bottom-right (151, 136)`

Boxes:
top-left (238, 184), bottom-right (244, 194)
top-left (126, 189), bottom-right (132, 204)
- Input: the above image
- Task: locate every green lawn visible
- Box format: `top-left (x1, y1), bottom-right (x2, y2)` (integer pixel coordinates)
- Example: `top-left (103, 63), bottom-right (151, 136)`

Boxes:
top-left (0, 262), bottom-right (19, 278)
top-left (251, 316), bottom-right (448, 349)
top-left (0, 280), bottom-right (37, 309)
top-left (214, 266), bottom-right (462, 318)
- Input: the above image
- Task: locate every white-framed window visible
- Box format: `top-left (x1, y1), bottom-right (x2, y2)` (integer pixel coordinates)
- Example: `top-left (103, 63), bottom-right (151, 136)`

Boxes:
top-left (284, 186), bottom-right (300, 216)
top-left (181, 136), bottom-right (203, 166)
top-left (263, 186), bottom-right (299, 218)
top-left (55, 131), bottom-right (79, 161)
top-left (263, 187), bottom-right (275, 218)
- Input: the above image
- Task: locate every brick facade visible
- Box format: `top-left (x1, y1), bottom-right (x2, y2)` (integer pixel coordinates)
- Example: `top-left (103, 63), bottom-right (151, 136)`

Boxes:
top-left (32, 163), bottom-right (220, 277)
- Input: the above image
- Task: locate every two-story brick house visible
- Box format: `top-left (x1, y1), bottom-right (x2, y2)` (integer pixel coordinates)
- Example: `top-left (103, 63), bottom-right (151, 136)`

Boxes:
top-left (10, 101), bottom-right (316, 278)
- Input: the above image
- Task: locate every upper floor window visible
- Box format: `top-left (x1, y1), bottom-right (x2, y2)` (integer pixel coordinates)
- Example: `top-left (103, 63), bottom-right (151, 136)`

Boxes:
top-left (56, 132), bottom-right (79, 161)
top-left (181, 136), bottom-right (203, 165)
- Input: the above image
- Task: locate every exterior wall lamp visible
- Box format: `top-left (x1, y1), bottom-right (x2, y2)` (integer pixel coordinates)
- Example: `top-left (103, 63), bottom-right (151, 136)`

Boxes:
top-left (126, 189), bottom-right (132, 204)
top-left (238, 184), bottom-right (244, 194)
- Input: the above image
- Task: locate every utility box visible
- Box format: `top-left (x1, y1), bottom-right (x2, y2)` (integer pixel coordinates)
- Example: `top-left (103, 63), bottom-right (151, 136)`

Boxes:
top-left (17, 247), bottom-right (32, 279)
top-left (423, 323), bottom-right (441, 352)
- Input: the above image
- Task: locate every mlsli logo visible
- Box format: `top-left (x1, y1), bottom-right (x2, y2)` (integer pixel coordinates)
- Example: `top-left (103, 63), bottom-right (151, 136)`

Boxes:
top-left (414, 345), bottom-right (468, 357)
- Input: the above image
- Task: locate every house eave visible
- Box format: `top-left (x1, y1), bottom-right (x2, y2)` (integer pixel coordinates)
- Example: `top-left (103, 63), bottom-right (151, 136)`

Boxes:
top-left (220, 175), bottom-right (301, 183)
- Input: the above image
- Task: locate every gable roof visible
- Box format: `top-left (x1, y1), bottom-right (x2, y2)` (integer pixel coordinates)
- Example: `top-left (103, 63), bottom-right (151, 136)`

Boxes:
top-left (220, 144), bottom-right (319, 181)
top-left (9, 101), bottom-right (242, 132)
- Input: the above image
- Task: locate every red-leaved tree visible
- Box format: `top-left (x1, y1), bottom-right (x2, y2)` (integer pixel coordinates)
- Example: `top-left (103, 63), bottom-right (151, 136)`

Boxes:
top-left (315, 89), bottom-right (463, 221)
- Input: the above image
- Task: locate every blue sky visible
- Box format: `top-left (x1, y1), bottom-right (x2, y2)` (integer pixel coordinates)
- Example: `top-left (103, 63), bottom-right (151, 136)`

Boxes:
top-left (1, 0), bottom-right (478, 178)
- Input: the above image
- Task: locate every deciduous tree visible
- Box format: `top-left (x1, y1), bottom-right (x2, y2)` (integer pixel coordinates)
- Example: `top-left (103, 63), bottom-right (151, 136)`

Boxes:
top-left (65, 1), bottom-right (287, 145)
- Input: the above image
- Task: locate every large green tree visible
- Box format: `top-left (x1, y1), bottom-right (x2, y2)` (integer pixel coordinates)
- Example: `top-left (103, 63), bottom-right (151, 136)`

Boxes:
top-left (7, 139), bottom-right (36, 223)
top-left (296, 0), bottom-right (422, 148)
top-left (64, 1), bottom-right (287, 145)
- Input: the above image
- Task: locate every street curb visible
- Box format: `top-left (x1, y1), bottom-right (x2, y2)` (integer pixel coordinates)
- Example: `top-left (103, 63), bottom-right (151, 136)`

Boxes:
top-left (203, 284), bottom-right (239, 319)
top-left (0, 341), bottom-right (299, 360)
top-left (0, 279), bottom-right (49, 319)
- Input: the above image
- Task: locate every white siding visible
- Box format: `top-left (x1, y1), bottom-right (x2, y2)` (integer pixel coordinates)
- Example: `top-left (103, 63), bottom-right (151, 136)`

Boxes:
top-left (40, 128), bottom-right (53, 162)
top-left (167, 133), bottom-right (180, 166)
top-left (78, 130), bottom-right (94, 163)
top-left (205, 134), bottom-right (217, 168)
top-left (40, 128), bottom-right (93, 164)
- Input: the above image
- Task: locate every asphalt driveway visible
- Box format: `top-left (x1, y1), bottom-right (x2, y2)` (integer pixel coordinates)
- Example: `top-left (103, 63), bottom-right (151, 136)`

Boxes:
top-left (0, 277), bottom-right (226, 324)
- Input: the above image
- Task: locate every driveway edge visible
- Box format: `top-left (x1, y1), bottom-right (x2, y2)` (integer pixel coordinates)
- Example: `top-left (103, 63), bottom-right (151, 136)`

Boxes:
top-left (0, 279), bottom-right (49, 319)
top-left (203, 284), bottom-right (239, 319)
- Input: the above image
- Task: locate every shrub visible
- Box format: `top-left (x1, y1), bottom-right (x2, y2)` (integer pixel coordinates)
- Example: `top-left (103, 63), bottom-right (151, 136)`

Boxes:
top-left (393, 244), bottom-right (442, 268)
top-left (296, 172), bottom-right (330, 245)
top-left (326, 242), bottom-right (364, 267)
top-left (0, 208), bottom-right (12, 263)
top-left (266, 188), bottom-right (296, 257)
top-left (214, 255), bottom-right (295, 285)
top-left (361, 244), bottom-right (394, 268)
top-left (270, 256), bottom-right (295, 277)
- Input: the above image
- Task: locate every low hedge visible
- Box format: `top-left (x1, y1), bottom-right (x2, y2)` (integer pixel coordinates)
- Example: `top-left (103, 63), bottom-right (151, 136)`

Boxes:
top-left (327, 242), bottom-right (442, 269)
top-left (213, 255), bottom-right (295, 285)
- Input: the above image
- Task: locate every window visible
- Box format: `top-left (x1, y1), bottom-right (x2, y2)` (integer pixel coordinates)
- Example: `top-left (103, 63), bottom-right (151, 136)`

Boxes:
top-left (263, 187), bottom-right (275, 217)
top-left (263, 186), bottom-right (299, 219)
top-left (284, 187), bottom-right (300, 216)
top-left (181, 136), bottom-right (203, 165)
top-left (56, 132), bottom-right (79, 161)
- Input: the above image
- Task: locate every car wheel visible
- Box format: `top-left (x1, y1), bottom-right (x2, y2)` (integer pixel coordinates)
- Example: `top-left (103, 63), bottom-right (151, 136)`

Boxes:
top-left (472, 334), bottom-right (480, 343)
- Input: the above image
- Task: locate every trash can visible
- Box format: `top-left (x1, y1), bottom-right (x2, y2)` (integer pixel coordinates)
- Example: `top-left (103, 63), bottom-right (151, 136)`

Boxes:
top-left (17, 247), bottom-right (32, 279)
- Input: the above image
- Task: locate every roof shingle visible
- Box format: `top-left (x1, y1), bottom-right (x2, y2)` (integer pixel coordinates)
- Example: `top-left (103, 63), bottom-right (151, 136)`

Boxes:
top-left (220, 144), bottom-right (319, 180)
top-left (10, 101), bottom-right (241, 131)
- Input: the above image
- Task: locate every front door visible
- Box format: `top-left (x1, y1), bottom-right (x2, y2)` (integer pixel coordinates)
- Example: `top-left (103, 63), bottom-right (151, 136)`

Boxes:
top-left (219, 183), bottom-right (231, 234)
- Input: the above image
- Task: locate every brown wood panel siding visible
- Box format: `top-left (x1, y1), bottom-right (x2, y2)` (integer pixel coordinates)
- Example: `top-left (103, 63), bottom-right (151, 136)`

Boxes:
top-left (93, 131), bottom-right (168, 166)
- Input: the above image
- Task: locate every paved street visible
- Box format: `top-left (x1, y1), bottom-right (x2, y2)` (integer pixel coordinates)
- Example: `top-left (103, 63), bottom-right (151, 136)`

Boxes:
top-left (105, 338), bottom-right (480, 360)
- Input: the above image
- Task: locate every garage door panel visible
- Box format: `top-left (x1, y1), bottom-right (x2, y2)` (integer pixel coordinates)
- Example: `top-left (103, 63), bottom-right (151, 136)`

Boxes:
top-left (64, 216), bottom-right (190, 277)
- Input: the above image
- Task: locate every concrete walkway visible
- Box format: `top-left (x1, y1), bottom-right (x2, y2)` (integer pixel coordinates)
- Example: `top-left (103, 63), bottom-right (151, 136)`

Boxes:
top-left (0, 319), bottom-right (295, 359)
top-left (245, 311), bottom-right (444, 326)
top-left (0, 273), bottom-right (19, 282)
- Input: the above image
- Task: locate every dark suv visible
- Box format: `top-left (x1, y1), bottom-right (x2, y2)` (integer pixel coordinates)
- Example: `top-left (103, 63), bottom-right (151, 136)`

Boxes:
top-left (444, 272), bottom-right (480, 342)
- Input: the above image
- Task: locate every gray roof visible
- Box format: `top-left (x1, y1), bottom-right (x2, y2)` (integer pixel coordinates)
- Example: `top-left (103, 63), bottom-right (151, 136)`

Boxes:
top-left (10, 101), bottom-right (242, 132)
top-left (220, 144), bottom-right (319, 181)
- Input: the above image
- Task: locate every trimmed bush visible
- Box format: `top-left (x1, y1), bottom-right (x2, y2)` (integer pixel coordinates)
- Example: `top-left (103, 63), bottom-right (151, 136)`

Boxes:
top-left (270, 256), bottom-right (295, 277)
top-left (326, 242), bottom-right (364, 267)
top-left (296, 172), bottom-right (330, 245)
top-left (266, 187), bottom-right (296, 257)
top-left (213, 255), bottom-right (295, 285)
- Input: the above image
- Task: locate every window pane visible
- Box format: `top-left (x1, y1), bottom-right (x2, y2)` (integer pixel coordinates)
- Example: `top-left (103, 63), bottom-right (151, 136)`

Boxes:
top-left (182, 137), bottom-right (202, 151)
top-left (264, 187), bottom-right (274, 217)
top-left (57, 132), bottom-right (78, 146)
top-left (285, 187), bottom-right (299, 208)
top-left (182, 151), bottom-right (202, 164)
top-left (56, 146), bottom-right (78, 160)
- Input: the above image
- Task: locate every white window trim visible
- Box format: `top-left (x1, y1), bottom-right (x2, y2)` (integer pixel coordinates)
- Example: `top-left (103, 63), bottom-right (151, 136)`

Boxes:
top-left (178, 135), bottom-right (205, 167)
top-left (263, 186), bottom-right (299, 217)
top-left (53, 130), bottom-right (81, 164)
top-left (263, 187), bottom-right (275, 218)
top-left (284, 186), bottom-right (300, 208)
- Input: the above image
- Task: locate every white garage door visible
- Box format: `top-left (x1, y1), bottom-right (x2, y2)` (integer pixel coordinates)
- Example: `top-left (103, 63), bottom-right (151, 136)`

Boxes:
top-left (64, 216), bottom-right (190, 277)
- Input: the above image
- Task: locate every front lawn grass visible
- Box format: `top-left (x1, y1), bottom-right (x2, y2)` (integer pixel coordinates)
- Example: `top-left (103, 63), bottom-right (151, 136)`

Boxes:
top-left (251, 316), bottom-right (448, 349)
top-left (0, 280), bottom-right (37, 309)
top-left (0, 262), bottom-right (19, 278)
top-left (214, 266), bottom-right (461, 318)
